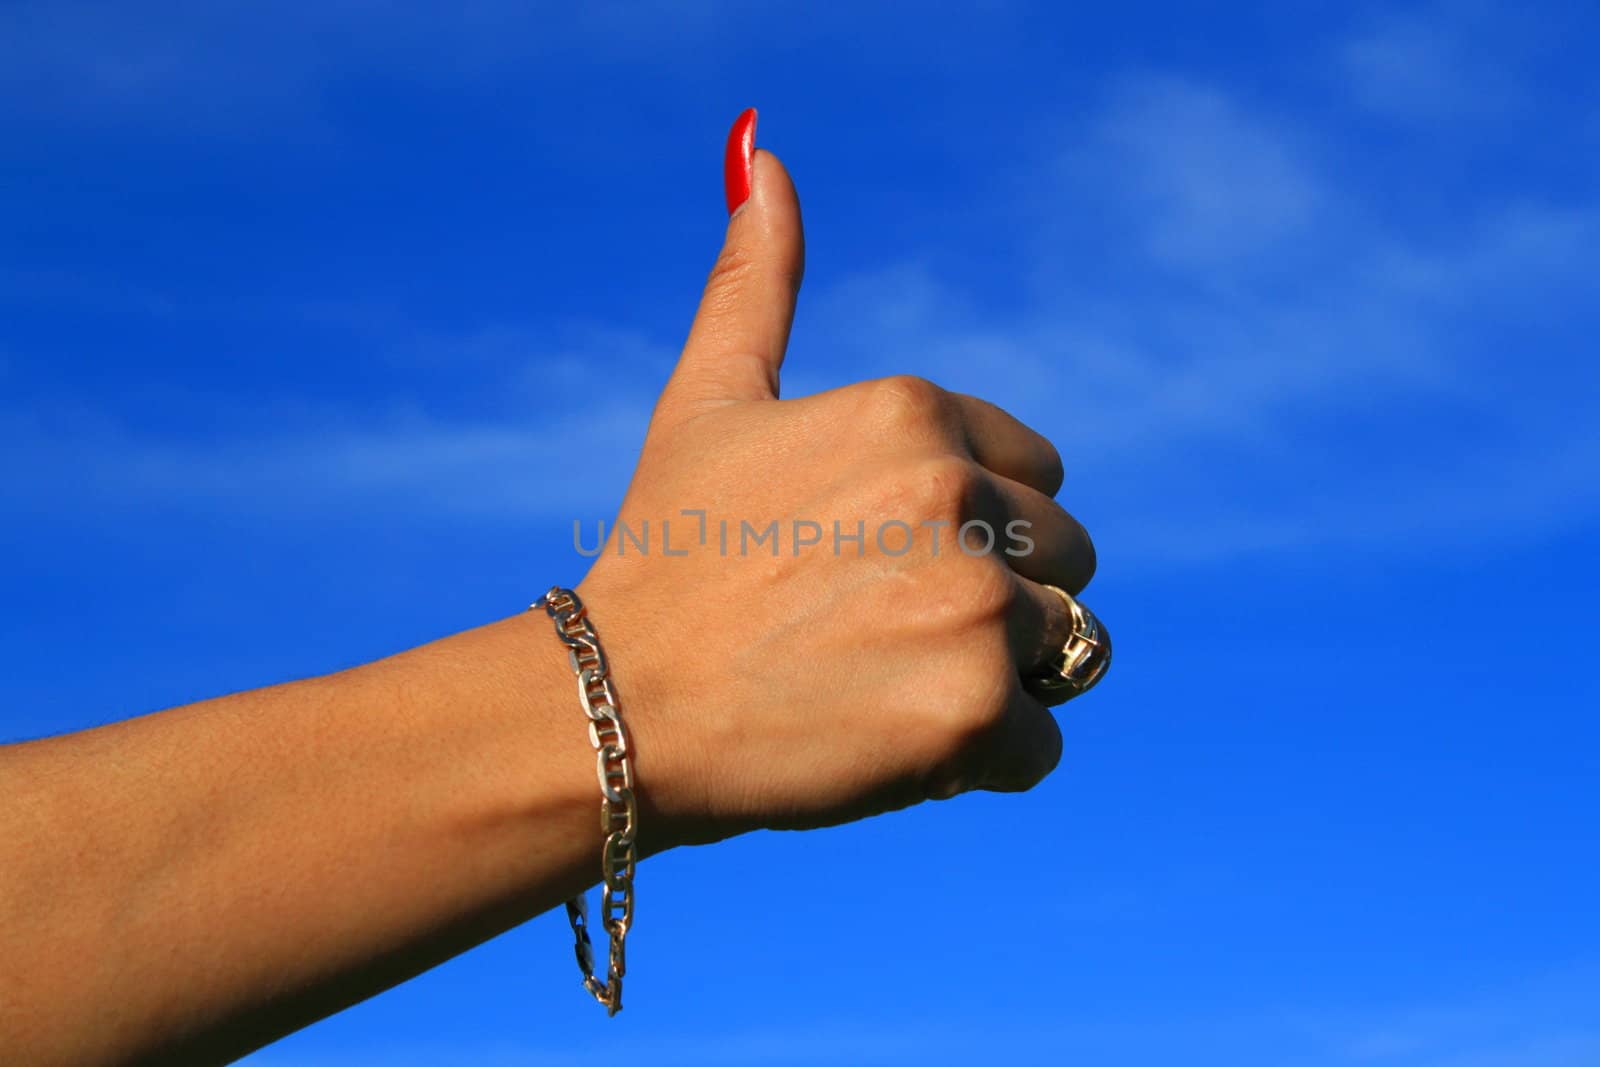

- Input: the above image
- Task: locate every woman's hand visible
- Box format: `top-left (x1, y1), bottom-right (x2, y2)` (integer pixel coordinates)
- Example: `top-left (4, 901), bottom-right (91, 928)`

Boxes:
top-left (579, 116), bottom-right (1101, 847)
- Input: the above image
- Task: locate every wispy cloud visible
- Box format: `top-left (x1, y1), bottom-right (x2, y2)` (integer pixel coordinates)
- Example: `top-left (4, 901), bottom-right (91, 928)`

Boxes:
top-left (0, 323), bottom-right (665, 522)
top-left (1070, 77), bottom-right (1329, 269)
top-left (1340, 6), bottom-right (1529, 122)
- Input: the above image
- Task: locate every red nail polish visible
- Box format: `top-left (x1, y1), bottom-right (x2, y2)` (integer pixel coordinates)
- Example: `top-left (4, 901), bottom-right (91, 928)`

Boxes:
top-left (723, 108), bottom-right (757, 215)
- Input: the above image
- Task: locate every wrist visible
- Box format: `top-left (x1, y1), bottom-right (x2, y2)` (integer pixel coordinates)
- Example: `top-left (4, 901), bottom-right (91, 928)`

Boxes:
top-left (573, 573), bottom-right (716, 852)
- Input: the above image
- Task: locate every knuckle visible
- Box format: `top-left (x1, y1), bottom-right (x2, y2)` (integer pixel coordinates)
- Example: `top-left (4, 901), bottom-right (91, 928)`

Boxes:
top-left (904, 453), bottom-right (984, 523)
top-left (906, 556), bottom-right (1014, 637)
top-left (862, 374), bottom-right (951, 435)
top-left (905, 559), bottom-right (1000, 631)
top-left (957, 558), bottom-right (1017, 625)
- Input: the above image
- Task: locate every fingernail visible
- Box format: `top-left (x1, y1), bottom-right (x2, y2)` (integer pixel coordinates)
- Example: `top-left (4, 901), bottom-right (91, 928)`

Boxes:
top-left (723, 107), bottom-right (757, 216)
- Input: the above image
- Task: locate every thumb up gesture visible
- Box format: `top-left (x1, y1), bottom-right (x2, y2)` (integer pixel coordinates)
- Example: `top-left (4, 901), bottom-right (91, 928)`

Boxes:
top-left (579, 110), bottom-right (1106, 844)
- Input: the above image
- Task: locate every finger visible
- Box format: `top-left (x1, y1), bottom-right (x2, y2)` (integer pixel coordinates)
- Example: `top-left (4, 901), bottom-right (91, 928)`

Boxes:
top-left (1005, 573), bottom-right (1087, 686)
top-left (952, 393), bottom-right (1064, 497)
top-left (663, 109), bottom-right (806, 411)
top-left (971, 472), bottom-right (1096, 593)
top-left (976, 683), bottom-right (1063, 792)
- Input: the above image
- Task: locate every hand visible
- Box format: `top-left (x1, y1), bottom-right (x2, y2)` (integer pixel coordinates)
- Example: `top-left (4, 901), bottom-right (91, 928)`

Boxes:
top-left (578, 115), bottom-right (1099, 847)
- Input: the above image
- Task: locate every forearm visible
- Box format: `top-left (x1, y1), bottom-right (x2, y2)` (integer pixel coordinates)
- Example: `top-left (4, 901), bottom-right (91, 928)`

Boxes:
top-left (0, 612), bottom-right (646, 1065)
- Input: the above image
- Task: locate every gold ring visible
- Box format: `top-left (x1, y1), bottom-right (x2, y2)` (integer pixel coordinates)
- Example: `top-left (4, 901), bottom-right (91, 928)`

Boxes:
top-left (1027, 585), bottom-right (1112, 702)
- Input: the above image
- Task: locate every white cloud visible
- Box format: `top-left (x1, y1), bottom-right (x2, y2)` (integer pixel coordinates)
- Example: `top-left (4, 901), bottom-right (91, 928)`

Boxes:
top-left (0, 325), bottom-right (664, 523)
top-left (1341, 8), bottom-right (1527, 122)
top-left (1074, 77), bottom-right (1328, 269)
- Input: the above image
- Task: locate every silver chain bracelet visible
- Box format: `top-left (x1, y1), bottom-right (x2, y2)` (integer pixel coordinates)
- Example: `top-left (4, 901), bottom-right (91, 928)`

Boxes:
top-left (530, 586), bottom-right (637, 1016)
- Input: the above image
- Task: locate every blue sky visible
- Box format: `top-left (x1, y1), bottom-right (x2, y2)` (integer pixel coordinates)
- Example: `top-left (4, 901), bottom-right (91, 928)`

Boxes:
top-left (3, 2), bottom-right (1598, 1064)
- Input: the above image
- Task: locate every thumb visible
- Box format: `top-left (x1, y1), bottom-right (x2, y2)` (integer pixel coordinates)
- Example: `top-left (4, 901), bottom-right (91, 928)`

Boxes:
top-left (665, 109), bottom-right (805, 409)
